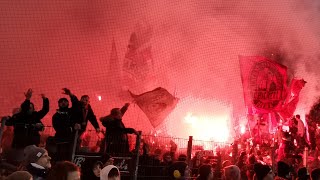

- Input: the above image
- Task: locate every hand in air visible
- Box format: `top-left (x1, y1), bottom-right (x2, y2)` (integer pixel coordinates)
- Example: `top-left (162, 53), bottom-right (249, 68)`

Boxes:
top-left (24, 88), bottom-right (33, 100)
top-left (62, 88), bottom-right (71, 95)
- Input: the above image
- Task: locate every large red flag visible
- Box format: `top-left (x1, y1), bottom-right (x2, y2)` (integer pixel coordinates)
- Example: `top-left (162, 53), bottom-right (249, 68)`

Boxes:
top-left (239, 56), bottom-right (288, 114)
top-left (129, 87), bottom-right (178, 128)
top-left (277, 79), bottom-right (306, 120)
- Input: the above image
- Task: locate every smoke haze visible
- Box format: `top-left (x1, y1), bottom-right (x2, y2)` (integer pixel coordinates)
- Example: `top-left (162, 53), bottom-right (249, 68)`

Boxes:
top-left (1, 0), bottom-right (320, 139)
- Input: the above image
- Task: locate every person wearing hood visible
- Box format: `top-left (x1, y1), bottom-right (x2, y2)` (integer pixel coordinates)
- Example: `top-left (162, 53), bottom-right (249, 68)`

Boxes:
top-left (6, 89), bottom-right (49, 149)
top-left (100, 165), bottom-right (120, 180)
top-left (22, 145), bottom-right (51, 180)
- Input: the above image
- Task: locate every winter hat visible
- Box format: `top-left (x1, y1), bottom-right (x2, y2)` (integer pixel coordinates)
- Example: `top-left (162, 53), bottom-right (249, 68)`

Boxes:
top-left (277, 161), bottom-right (290, 178)
top-left (253, 163), bottom-right (271, 180)
top-left (24, 145), bottom-right (47, 164)
top-left (100, 165), bottom-right (120, 180)
top-left (6, 171), bottom-right (32, 180)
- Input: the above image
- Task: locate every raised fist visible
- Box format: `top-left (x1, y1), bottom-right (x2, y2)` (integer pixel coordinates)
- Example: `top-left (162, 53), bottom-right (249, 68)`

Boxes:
top-left (24, 89), bottom-right (33, 100)
top-left (124, 103), bottom-right (130, 107)
top-left (62, 88), bottom-right (71, 95)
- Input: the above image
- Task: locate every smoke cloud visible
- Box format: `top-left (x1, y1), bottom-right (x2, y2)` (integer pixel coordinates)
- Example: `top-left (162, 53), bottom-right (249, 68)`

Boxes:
top-left (1, 0), bottom-right (320, 139)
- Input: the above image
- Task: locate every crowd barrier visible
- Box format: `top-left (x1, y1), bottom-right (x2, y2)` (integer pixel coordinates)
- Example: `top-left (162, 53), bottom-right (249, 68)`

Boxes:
top-left (0, 122), bottom-right (231, 179)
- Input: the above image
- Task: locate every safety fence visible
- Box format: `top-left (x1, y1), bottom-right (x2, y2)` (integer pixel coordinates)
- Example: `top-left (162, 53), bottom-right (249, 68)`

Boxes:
top-left (0, 119), bottom-right (231, 180)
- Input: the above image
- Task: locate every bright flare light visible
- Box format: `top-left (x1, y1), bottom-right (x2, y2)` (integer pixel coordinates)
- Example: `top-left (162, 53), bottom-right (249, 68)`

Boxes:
top-left (240, 124), bottom-right (246, 134)
top-left (184, 112), bottom-right (230, 143)
top-left (97, 95), bottom-right (102, 101)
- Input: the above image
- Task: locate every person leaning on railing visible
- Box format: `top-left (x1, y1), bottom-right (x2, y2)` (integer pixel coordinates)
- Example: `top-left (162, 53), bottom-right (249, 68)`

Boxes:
top-left (100, 103), bottom-right (138, 155)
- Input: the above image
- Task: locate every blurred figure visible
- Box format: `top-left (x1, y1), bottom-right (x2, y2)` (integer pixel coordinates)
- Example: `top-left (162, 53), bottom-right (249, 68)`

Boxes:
top-left (100, 103), bottom-right (137, 155)
top-left (297, 167), bottom-right (310, 180)
top-left (274, 161), bottom-right (291, 180)
top-left (22, 145), bottom-right (51, 180)
top-left (5, 171), bottom-right (32, 180)
top-left (311, 168), bottom-right (320, 180)
top-left (168, 154), bottom-right (188, 180)
top-left (101, 154), bottom-right (115, 167)
top-left (100, 165), bottom-right (120, 180)
top-left (253, 163), bottom-right (273, 180)
top-left (6, 89), bottom-right (49, 149)
top-left (81, 160), bottom-right (103, 180)
top-left (223, 165), bottom-right (241, 180)
top-left (196, 164), bottom-right (214, 180)
top-left (46, 161), bottom-right (80, 180)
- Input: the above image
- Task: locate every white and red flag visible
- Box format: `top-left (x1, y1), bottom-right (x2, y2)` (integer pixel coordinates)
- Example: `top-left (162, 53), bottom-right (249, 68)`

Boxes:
top-left (239, 56), bottom-right (288, 114)
top-left (129, 87), bottom-right (178, 128)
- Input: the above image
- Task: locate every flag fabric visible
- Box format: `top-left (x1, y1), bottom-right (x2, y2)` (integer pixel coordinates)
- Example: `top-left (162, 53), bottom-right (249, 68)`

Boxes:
top-left (123, 26), bottom-right (153, 83)
top-left (277, 79), bottom-right (306, 120)
top-left (129, 87), bottom-right (178, 128)
top-left (239, 56), bottom-right (288, 114)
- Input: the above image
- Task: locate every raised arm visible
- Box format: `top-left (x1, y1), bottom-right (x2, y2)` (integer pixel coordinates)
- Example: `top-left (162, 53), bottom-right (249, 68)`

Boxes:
top-left (62, 88), bottom-right (79, 108)
top-left (20, 88), bottom-right (33, 112)
top-left (36, 94), bottom-right (49, 119)
top-left (88, 107), bottom-right (100, 131)
top-left (120, 103), bottom-right (130, 115)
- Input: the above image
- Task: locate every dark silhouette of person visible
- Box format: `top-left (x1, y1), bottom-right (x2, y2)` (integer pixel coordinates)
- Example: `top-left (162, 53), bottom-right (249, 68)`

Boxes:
top-left (6, 89), bottom-right (49, 149)
top-left (100, 103), bottom-right (137, 156)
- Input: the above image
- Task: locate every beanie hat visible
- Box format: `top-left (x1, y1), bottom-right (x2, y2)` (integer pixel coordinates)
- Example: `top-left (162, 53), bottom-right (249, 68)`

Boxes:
top-left (24, 145), bottom-right (47, 164)
top-left (253, 163), bottom-right (271, 180)
top-left (6, 171), bottom-right (32, 180)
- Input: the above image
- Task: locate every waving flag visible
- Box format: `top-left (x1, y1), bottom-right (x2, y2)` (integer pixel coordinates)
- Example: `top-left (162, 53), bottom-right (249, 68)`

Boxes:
top-left (278, 79), bottom-right (306, 120)
top-left (123, 23), bottom-right (154, 83)
top-left (239, 56), bottom-right (288, 114)
top-left (129, 87), bottom-right (178, 128)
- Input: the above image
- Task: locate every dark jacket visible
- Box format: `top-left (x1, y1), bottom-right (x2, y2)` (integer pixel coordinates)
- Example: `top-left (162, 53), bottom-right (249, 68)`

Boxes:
top-left (72, 95), bottom-right (99, 134)
top-left (6, 98), bottom-right (49, 148)
top-left (52, 95), bottom-right (79, 142)
top-left (100, 105), bottom-right (135, 154)
top-left (26, 163), bottom-right (48, 180)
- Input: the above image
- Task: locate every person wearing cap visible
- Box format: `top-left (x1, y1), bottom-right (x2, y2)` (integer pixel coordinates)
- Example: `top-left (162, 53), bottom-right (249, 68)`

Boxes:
top-left (22, 145), bottom-right (51, 180)
top-left (51, 88), bottom-right (80, 161)
top-left (5, 89), bottom-right (49, 149)
top-left (100, 165), bottom-right (120, 180)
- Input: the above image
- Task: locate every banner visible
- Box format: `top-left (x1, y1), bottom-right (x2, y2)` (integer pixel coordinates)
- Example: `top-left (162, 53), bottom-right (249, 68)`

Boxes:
top-left (123, 28), bottom-right (153, 83)
top-left (129, 87), bottom-right (178, 128)
top-left (277, 79), bottom-right (306, 120)
top-left (239, 56), bottom-right (288, 114)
